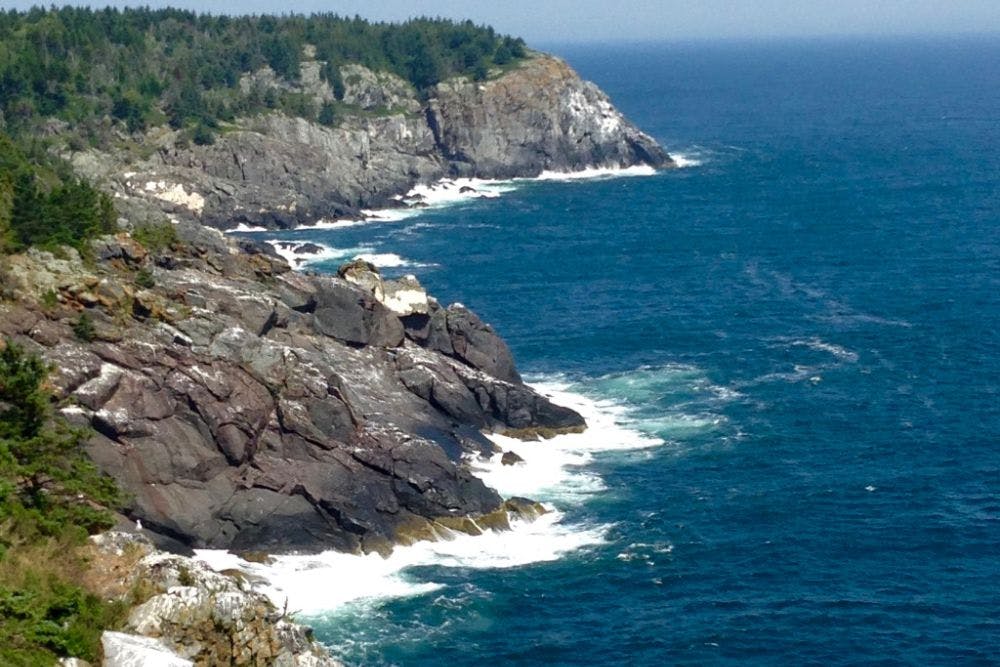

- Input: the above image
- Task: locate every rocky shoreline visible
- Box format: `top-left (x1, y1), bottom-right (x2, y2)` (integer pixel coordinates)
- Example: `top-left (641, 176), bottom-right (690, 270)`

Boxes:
top-left (0, 45), bottom-right (675, 665)
top-left (80, 531), bottom-right (343, 666)
top-left (0, 227), bottom-right (582, 556)
top-left (71, 53), bottom-right (673, 232)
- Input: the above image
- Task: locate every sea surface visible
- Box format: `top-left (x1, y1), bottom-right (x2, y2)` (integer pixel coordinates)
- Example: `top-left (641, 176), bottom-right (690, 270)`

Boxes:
top-left (239, 37), bottom-right (1000, 665)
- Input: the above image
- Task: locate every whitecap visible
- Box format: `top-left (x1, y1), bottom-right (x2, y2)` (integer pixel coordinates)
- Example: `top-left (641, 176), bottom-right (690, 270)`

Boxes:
top-left (791, 337), bottom-right (859, 363)
top-left (266, 240), bottom-right (369, 269)
top-left (671, 153), bottom-right (703, 168)
top-left (195, 511), bottom-right (608, 618)
top-left (228, 223), bottom-right (268, 233)
top-left (351, 252), bottom-right (410, 268)
top-left (473, 380), bottom-right (663, 505)
top-left (533, 164), bottom-right (658, 181)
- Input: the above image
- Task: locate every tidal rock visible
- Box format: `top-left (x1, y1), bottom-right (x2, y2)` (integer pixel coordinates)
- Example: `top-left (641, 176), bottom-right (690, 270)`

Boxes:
top-left (501, 450), bottom-right (525, 466)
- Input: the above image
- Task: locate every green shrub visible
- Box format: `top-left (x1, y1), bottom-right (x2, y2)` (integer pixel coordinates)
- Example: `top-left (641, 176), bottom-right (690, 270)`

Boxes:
top-left (0, 134), bottom-right (117, 255)
top-left (131, 222), bottom-right (178, 253)
top-left (40, 290), bottom-right (58, 310)
top-left (0, 537), bottom-right (129, 665)
top-left (192, 123), bottom-right (215, 146)
top-left (0, 339), bottom-right (121, 542)
top-left (318, 102), bottom-right (339, 127)
top-left (134, 268), bottom-right (155, 289)
top-left (72, 313), bottom-right (95, 342)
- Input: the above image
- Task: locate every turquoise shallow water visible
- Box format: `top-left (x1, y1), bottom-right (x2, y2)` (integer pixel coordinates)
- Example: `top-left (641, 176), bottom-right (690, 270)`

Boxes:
top-left (246, 37), bottom-right (999, 665)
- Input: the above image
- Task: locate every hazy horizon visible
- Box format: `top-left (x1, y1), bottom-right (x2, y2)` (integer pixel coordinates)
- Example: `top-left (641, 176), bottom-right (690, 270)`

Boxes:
top-left (5, 1), bottom-right (1000, 45)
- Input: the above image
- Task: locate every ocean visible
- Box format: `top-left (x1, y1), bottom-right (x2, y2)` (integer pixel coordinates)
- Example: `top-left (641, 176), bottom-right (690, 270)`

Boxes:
top-left (234, 37), bottom-right (1000, 664)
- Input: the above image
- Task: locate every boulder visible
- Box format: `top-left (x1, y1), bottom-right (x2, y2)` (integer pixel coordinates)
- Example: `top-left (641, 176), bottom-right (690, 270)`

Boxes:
top-left (312, 278), bottom-right (403, 347)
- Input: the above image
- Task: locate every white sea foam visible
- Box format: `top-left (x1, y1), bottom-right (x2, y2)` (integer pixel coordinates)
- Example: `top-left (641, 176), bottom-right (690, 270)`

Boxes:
top-left (230, 161), bottom-right (674, 238)
top-left (534, 164), bottom-right (657, 181)
top-left (352, 252), bottom-right (424, 268)
top-left (193, 378), bottom-right (665, 618)
top-left (474, 380), bottom-right (663, 504)
top-left (266, 240), bottom-right (366, 269)
top-left (791, 337), bottom-right (860, 363)
top-left (195, 510), bottom-right (607, 617)
top-left (230, 223), bottom-right (268, 233)
top-left (672, 153), bottom-right (702, 168)
top-left (266, 241), bottom-right (427, 270)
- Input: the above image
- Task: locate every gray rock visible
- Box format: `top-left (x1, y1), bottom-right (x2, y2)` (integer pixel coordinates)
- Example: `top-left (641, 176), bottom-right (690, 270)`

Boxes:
top-left (7, 215), bottom-right (584, 556)
top-left (428, 55), bottom-right (672, 178)
top-left (81, 54), bottom-right (670, 231)
top-left (101, 631), bottom-right (193, 667)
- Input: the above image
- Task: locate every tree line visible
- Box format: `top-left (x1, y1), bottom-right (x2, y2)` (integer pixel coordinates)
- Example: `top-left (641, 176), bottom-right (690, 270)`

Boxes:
top-left (0, 7), bottom-right (528, 143)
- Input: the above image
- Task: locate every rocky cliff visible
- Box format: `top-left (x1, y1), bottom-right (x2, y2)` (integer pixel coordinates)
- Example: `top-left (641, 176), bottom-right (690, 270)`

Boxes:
top-left (71, 54), bottom-right (672, 231)
top-left (0, 224), bottom-right (581, 555)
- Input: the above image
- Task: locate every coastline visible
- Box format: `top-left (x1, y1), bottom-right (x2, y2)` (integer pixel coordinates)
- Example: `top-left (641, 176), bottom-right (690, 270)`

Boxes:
top-left (240, 158), bottom-right (704, 270)
top-left (193, 377), bottom-right (665, 621)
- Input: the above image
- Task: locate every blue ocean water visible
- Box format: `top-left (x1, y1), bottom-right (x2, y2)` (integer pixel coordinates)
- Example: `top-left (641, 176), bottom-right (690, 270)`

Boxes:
top-left (251, 37), bottom-right (1000, 664)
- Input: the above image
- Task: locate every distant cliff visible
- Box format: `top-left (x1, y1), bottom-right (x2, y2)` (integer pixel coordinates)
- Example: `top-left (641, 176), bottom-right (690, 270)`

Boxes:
top-left (73, 54), bottom-right (672, 231)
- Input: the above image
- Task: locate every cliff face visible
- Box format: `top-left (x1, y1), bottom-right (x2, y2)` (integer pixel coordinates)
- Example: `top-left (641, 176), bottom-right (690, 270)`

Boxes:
top-left (428, 56), bottom-right (669, 177)
top-left (0, 227), bottom-right (581, 555)
top-left (72, 54), bottom-right (672, 231)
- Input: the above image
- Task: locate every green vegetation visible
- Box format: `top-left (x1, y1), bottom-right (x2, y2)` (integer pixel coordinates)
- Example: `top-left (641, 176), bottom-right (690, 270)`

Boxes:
top-left (0, 133), bottom-right (116, 254)
top-left (0, 340), bottom-right (125, 664)
top-left (135, 268), bottom-right (155, 289)
top-left (0, 7), bottom-right (528, 143)
top-left (131, 220), bottom-right (178, 253)
top-left (72, 313), bottom-right (95, 342)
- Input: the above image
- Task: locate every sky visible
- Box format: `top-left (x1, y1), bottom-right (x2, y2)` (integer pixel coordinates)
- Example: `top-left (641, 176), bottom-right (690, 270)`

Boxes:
top-left (7, 1), bottom-right (1000, 44)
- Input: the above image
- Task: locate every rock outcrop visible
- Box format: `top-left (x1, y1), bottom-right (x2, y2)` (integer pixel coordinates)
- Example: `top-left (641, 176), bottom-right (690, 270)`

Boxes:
top-left (87, 532), bottom-right (341, 667)
top-left (70, 54), bottom-right (672, 230)
top-left (0, 227), bottom-right (584, 555)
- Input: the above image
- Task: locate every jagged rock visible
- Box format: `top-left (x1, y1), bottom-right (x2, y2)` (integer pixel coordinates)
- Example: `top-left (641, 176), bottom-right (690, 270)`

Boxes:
top-left (91, 233), bottom-right (149, 266)
top-left (311, 278), bottom-right (404, 347)
top-left (1, 236), bottom-right (583, 554)
top-left (382, 275), bottom-right (429, 316)
top-left (501, 450), bottom-right (524, 466)
top-left (90, 534), bottom-right (342, 666)
top-left (340, 63), bottom-right (421, 113)
top-left (338, 260), bottom-right (429, 317)
top-left (427, 304), bottom-right (520, 384)
top-left (337, 258), bottom-right (384, 301)
top-left (428, 55), bottom-right (671, 178)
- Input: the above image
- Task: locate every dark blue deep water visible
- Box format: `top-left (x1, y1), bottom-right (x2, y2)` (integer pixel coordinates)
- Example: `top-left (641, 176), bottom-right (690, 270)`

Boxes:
top-left (254, 38), bottom-right (1000, 664)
